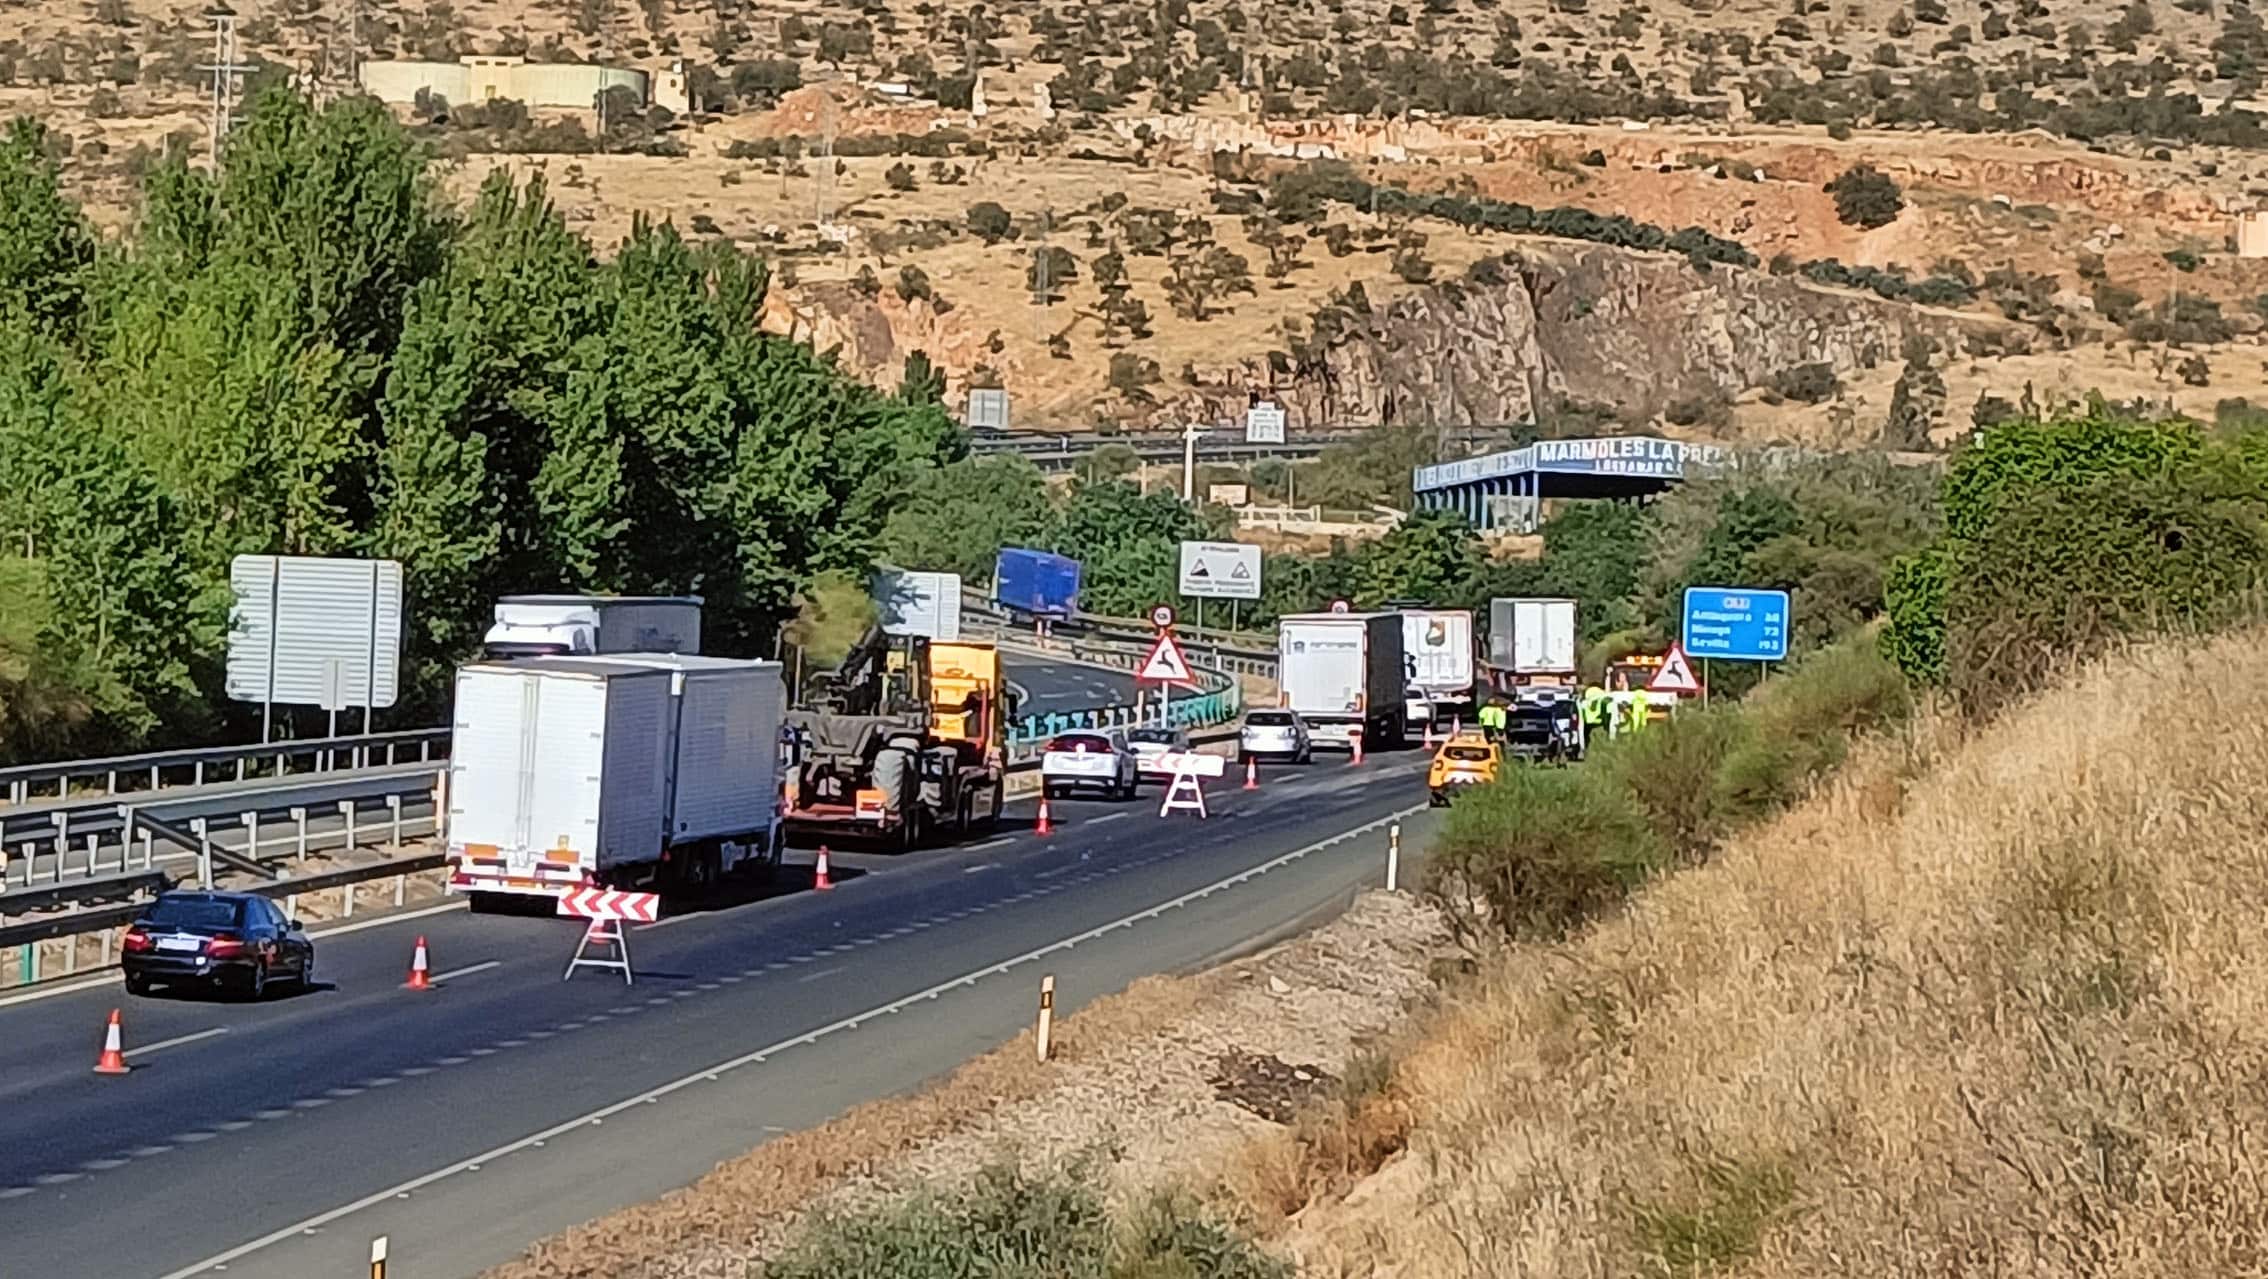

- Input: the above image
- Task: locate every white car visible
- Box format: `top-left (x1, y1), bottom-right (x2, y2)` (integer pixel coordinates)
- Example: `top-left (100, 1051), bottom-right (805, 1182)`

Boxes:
top-left (1041, 730), bottom-right (1139, 800)
top-left (1240, 710), bottom-right (1313, 764)
top-left (1126, 726), bottom-right (1192, 776)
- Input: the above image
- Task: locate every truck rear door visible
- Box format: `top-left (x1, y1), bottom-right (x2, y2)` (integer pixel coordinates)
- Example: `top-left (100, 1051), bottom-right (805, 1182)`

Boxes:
top-left (1282, 621), bottom-right (1366, 718)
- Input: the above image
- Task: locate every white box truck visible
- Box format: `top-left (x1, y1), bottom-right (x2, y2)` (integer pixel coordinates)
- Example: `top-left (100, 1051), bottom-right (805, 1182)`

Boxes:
top-left (1277, 612), bottom-right (1407, 751)
top-left (482, 594), bottom-right (703, 659)
top-left (1398, 608), bottom-right (1477, 730)
top-left (1487, 598), bottom-right (1579, 683)
top-left (444, 653), bottom-right (786, 909)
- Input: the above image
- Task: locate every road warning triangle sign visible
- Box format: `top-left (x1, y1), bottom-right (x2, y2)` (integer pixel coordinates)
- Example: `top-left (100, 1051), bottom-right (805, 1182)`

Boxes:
top-left (1137, 631), bottom-right (1196, 684)
top-left (1230, 560), bottom-right (1251, 579)
top-left (1648, 644), bottom-right (1702, 695)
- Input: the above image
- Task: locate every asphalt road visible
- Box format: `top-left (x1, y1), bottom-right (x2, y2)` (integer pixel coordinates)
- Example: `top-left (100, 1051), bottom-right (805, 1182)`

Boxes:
top-left (0, 749), bottom-right (1431, 1279)
top-left (1002, 651), bottom-right (1139, 719)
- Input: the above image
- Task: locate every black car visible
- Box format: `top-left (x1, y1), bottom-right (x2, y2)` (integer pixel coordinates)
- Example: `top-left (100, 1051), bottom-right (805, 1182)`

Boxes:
top-left (121, 891), bottom-right (314, 999)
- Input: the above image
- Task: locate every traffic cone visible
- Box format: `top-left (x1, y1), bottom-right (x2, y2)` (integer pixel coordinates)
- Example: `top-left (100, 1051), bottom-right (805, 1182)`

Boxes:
top-left (1243, 756), bottom-right (1259, 790)
top-left (1035, 793), bottom-right (1054, 836)
top-left (93, 1008), bottom-right (129, 1075)
top-left (404, 935), bottom-right (432, 991)
top-left (813, 846), bottom-right (834, 891)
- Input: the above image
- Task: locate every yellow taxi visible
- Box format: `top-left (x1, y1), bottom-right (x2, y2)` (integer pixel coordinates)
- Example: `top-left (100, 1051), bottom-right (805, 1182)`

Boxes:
top-left (1428, 730), bottom-right (1502, 806)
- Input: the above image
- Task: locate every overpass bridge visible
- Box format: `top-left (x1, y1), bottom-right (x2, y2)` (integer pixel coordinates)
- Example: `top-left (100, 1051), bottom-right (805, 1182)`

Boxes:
top-left (1411, 435), bottom-right (1731, 531)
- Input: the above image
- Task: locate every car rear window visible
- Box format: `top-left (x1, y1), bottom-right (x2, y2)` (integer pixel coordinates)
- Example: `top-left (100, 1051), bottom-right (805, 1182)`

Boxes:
top-left (1247, 712), bottom-right (1295, 726)
top-left (1128, 729), bottom-right (1178, 745)
top-left (144, 896), bottom-right (244, 929)
top-left (1050, 734), bottom-right (1113, 752)
top-left (1444, 746), bottom-right (1494, 762)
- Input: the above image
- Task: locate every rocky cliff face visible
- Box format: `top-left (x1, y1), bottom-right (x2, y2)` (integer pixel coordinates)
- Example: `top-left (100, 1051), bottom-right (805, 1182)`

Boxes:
top-left (1166, 243), bottom-right (2003, 429)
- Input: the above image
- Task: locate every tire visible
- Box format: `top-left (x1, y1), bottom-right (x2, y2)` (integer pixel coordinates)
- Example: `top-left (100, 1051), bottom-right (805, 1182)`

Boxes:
top-left (124, 972), bottom-right (152, 997)
top-left (247, 959), bottom-right (269, 1002)
top-left (982, 781), bottom-right (1003, 830)
top-left (298, 950), bottom-right (316, 991)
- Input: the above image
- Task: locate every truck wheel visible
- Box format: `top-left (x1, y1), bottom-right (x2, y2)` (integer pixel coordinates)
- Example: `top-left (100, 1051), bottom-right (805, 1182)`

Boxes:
top-left (981, 782), bottom-right (1003, 831)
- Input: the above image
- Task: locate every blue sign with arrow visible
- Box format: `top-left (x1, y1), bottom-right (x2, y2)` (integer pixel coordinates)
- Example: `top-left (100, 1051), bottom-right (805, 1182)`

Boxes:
top-left (1681, 587), bottom-right (1791, 662)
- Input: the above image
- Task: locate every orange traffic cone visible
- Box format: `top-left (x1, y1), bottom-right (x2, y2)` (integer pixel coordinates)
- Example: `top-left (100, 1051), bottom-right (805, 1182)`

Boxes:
top-left (814, 846), bottom-right (834, 891)
top-left (93, 1008), bottom-right (129, 1075)
top-left (404, 935), bottom-right (432, 991)
top-left (1243, 756), bottom-right (1259, 791)
top-left (1035, 793), bottom-right (1054, 836)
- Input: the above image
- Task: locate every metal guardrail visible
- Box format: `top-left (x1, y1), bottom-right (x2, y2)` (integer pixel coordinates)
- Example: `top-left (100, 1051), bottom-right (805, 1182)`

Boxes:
top-left (961, 595), bottom-right (1278, 677)
top-left (964, 424), bottom-right (1526, 474)
top-left (0, 728), bottom-right (451, 808)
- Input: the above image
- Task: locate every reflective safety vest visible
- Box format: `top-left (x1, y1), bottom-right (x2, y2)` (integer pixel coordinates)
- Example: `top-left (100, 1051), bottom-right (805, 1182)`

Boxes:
top-left (1580, 686), bottom-right (1607, 725)
top-left (1626, 692), bottom-right (1651, 732)
top-left (1479, 704), bottom-right (1507, 730)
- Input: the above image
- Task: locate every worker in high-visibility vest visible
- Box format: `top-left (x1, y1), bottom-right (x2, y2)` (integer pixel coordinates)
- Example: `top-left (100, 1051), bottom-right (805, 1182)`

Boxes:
top-left (1626, 690), bottom-right (1652, 734)
top-left (1579, 684), bottom-right (1608, 750)
top-left (1478, 699), bottom-right (1507, 741)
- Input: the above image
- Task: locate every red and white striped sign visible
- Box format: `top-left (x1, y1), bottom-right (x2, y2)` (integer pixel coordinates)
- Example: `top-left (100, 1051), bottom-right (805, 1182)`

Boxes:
top-left (556, 888), bottom-right (660, 923)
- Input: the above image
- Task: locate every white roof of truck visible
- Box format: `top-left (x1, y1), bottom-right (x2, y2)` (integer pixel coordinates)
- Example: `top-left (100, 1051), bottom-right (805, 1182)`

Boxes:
top-left (575, 653), bottom-right (783, 674)
top-left (458, 656), bottom-right (674, 680)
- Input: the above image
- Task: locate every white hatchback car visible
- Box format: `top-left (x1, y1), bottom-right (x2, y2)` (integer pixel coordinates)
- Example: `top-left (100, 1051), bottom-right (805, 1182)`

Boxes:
top-left (1040, 730), bottom-right (1139, 800)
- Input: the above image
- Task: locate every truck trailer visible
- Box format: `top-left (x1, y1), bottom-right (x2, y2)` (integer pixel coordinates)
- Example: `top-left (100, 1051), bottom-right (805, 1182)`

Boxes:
top-left (444, 653), bottom-right (786, 909)
top-left (1397, 607), bottom-right (1477, 730)
top-left (1485, 597), bottom-right (1579, 692)
top-left (482, 594), bottom-right (703, 659)
top-left (1277, 612), bottom-right (1407, 752)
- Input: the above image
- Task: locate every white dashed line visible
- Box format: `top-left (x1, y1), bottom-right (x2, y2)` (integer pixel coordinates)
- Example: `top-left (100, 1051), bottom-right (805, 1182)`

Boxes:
top-left (125, 1026), bottom-right (229, 1059)
top-left (426, 960), bottom-right (499, 985)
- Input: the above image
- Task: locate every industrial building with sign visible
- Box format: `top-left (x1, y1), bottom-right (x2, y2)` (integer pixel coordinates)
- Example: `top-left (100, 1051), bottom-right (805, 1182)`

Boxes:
top-left (1410, 436), bottom-right (1730, 532)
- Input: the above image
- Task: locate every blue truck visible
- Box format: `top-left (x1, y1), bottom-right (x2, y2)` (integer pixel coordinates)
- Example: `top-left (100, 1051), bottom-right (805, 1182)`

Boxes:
top-left (994, 548), bottom-right (1082, 618)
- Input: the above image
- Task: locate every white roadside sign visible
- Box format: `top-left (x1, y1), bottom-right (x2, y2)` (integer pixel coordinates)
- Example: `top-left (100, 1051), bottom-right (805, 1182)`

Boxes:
top-left (1177, 541), bottom-right (1261, 600)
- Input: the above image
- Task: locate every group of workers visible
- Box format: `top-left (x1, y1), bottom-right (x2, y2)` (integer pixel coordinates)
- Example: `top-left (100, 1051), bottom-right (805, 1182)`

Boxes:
top-left (1467, 675), bottom-right (1665, 755)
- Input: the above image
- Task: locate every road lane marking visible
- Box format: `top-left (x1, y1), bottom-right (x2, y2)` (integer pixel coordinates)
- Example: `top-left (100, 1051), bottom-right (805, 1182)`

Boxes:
top-left (155, 799), bottom-right (1427, 1279)
top-left (796, 965), bottom-right (846, 984)
top-left (426, 961), bottom-right (499, 985)
top-left (1088, 812), bottom-right (1130, 824)
top-left (124, 1027), bottom-right (228, 1059)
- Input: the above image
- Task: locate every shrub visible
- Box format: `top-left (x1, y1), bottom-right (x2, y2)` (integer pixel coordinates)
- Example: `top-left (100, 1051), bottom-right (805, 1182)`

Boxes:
top-left (760, 1161), bottom-right (1288, 1279)
top-left (1883, 407), bottom-right (2268, 711)
top-left (1824, 164), bottom-right (1905, 229)
top-left (1768, 361), bottom-right (1840, 403)
top-left (1427, 764), bottom-right (1667, 942)
top-left (965, 201), bottom-right (1013, 243)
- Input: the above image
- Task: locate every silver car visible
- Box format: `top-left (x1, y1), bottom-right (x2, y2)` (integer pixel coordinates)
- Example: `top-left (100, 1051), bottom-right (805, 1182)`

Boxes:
top-left (1239, 709), bottom-right (1312, 764)
top-left (1126, 726), bottom-right (1192, 776)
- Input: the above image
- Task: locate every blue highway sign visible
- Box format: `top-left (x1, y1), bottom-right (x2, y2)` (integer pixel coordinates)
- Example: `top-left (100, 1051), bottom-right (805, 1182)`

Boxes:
top-left (1681, 587), bottom-right (1791, 662)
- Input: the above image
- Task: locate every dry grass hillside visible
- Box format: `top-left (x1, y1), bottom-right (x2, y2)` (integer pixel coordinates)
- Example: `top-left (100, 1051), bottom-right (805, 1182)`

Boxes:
top-left (16, 0), bottom-right (2268, 437)
top-left (1272, 630), bottom-right (2268, 1275)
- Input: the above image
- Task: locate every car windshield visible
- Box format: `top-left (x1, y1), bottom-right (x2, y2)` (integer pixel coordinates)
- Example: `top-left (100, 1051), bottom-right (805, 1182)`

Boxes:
top-left (143, 896), bottom-right (244, 930)
top-left (1443, 746), bottom-right (1494, 762)
top-left (1247, 712), bottom-right (1295, 727)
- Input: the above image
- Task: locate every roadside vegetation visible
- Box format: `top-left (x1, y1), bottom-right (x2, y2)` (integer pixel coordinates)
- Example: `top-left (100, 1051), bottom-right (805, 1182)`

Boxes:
top-left (760, 1161), bottom-right (1286, 1279)
top-left (1231, 401), bottom-right (2268, 1271)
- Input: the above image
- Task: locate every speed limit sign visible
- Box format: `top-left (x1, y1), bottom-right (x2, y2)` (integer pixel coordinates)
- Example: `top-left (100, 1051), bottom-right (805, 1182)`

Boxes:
top-left (1149, 603), bottom-right (1177, 629)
